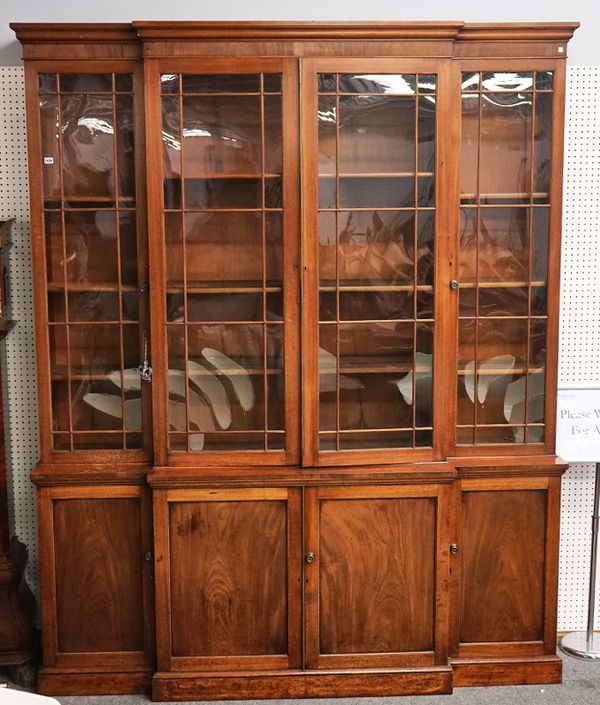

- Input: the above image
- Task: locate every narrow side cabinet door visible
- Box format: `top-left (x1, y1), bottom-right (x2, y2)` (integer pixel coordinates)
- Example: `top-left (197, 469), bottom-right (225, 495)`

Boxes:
top-left (456, 475), bottom-right (561, 657)
top-left (304, 484), bottom-right (451, 669)
top-left (38, 485), bottom-right (155, 671)
top-left (153, 487), bottom-right (302, 671)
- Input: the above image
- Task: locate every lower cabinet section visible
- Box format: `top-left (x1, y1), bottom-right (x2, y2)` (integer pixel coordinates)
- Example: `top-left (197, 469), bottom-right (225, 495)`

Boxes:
top-left (34, 469), bottom-right (565, 698)
top-left (451, 474), bottom-right (563, 686)
top-left (36, 484), bottom-right (155, 695)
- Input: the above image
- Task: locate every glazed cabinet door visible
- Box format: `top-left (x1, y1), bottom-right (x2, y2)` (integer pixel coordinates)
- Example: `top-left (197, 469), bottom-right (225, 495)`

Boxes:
top-left (28, 66), bottom-right (149, 460)
top-left (37, 486), bottom-right (154, 682)
top-left (146, 59), bottom-right (300, 465)
top-left (304, 484), bottom-right (451, 668)
top-left (153, 487), bottom-right (302, 672)
top-left (453, 475), bottom-right (561, 664)
top-left (455, 63), bottom-right (565, 454)
top-left (301, 59), bottom-right (455, 466)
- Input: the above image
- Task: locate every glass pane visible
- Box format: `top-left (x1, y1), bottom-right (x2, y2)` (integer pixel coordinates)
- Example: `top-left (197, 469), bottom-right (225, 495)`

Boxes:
top-left (534, 93), bottom-right (553, 198)
top-left (480, 92), bottom-right (532, 197)
top-left (182, 74), bottom-right (260, 93)
top-left (481, 72), bottom-right (533, 92)
top-left (162, 95), bottom-right (181, 209)
top-left (116, 95), bottom-right (135, 200)
top-left (39, 73), bottom-right (57, 93)
top-left (115, 73), bottom-right (133, 93)
top-left (339, 95), bottom-right (415, 174)
top-left (339, 73), bottom-right (416, 94)
top-left (535, 71), bottom-right (553, 91)
top-left (418, 96), bottom-right (436, 173)
top-left (64, 212), bottom-right (118, 284)
top-left (40, 94), bottom-right (60, 205)
top-left (59, 74), bottom-right (112, 93)
top-left (184, 212), bottom-right (263, 283)
top-left (460, 94), bottom-right (479, 199)
top-left (182, 96), bottom-right (261, 176)
top-left (61, 95), bottom-right (115, 202)
top-left (478, 207), bottom-right (529, 282)
top-left (264, 74), bottom-right (282, 93)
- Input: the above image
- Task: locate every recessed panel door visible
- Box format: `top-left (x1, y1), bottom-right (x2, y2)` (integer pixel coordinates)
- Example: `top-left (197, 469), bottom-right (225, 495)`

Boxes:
top-left (304, 484), bottom-right (451, 669)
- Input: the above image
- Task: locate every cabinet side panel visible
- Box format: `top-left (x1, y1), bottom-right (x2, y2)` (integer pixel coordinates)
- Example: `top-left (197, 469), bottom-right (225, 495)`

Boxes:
top-left (53, 497), bottom-right (145, 652)
top-left (319, 497), bottom-right (436, 654)
top-left (169, 499), bottom-right (288, 657)
top-left (460, 489), bottom-right (546, 643)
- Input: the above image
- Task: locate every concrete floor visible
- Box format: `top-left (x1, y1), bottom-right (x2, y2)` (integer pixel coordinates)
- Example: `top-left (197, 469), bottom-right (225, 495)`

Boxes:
top-left (3, 656), bottom-right (600, 705)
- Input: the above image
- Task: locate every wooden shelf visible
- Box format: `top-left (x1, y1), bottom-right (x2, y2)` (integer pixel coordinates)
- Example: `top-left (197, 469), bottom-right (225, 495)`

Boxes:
top-left (319, 283), bottom-right (433, 293)
top-left (457, 367), bottom-right (544, 376)
top-left (458, 281), bottom-right (546, 289)
top-left (167, 283), bottom-right (282, 294)
top-left (47, 282), bottom-right (138, 292)
top-left (460, 192), bottom-right (549, 200)
top-left (319, 172), bottom-right (434, 178)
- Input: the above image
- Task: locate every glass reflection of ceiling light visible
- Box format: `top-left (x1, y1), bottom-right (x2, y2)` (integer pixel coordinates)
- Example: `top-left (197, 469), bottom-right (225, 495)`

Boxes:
top-left (182, 128), bottom-right (212, 138)
top-left (482, 93), bottom-right (532, 109)
top-left (162, 130), bottom-right (181, 151)
top-left (482, 72), bottom-right (533, 92)
top-left (63, 117), bottom-right (114, 135)
top-left (351, 74), bottom-right (415, 94)
top-left (161, 74), bottom-right (178, 84)
top-left (318, 107), bottom-right (336, 123)
top-left (461, 74), bottom-right (479, 91)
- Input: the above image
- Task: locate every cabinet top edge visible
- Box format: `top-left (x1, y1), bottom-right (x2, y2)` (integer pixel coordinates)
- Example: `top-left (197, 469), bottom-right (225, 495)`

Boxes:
top-left (10, 20), bottom-right (579, 44)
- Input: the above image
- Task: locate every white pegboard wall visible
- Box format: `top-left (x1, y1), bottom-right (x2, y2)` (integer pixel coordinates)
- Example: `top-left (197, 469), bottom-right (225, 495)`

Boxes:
top-left (0, 65), bottom-right (598, 629)
top-left (557, 66), bottom-right (600, 632)
top-left (0, 66), bottom-right (40, 599)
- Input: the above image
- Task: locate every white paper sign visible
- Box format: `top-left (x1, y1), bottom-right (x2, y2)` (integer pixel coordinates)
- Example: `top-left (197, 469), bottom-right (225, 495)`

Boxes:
top-left (556, 388), bottom-right (600, 462)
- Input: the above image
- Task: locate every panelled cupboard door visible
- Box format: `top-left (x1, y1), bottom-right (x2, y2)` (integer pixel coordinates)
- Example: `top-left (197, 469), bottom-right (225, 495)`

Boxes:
top-left (301, 58), bottom-right (456, 467)
top-left (304, 484), bottom-right (451, 668)
top-left (26, 64), bottom-right (151, 462)
top-left (153, 488), bottom-right (302, 672)
top-left (37, 485), bottom-right (155, 671)
top-left (145, 58), bottom-right (300, 466)
top-left (455, 476), bottom-right (561, 658)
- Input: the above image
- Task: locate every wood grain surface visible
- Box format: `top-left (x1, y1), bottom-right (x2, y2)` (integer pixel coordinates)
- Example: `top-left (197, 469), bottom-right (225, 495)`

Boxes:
top-left (169, 499), bottom-right (288, 657)
top-left (53, 498), bottom-right (145, 653)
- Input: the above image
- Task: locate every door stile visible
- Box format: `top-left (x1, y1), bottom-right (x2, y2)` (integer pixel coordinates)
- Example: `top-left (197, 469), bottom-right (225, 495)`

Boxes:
top-left (434, 59), bottom-right (461, 459)
top-left (144, 58), bottom-right (169, 466)
top-left (300, 59), bottom-right (320, 467)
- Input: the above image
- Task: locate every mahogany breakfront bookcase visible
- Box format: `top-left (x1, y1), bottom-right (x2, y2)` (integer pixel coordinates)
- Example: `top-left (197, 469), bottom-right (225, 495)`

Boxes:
top-left (11, 20), bottom-right (578, 700)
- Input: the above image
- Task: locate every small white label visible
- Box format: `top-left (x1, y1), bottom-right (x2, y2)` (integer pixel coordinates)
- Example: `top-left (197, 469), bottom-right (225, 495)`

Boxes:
top-left (558, 46), bottom-right (565, 54)
top-left (43, 156), bottom-right (54, 165)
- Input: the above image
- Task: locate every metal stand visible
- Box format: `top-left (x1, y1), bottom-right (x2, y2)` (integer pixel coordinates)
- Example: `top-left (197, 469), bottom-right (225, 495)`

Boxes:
top-left (560, 462), bottom-right (600, 659)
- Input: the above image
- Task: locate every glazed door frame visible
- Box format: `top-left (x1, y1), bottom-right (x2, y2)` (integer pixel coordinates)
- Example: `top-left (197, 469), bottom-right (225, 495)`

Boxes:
top-left (23, 58), bottom-right (151, 464)
top-left (300, 57), bottom-right (458, 467)
top-left (303, 483), bottom-right (452, 669)
top-left (152, 487), bottom-right (302, 672)
top-left (144, 56), bottom-right (301, 467)
top-left (450, 58), bottom-right (567, 458)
